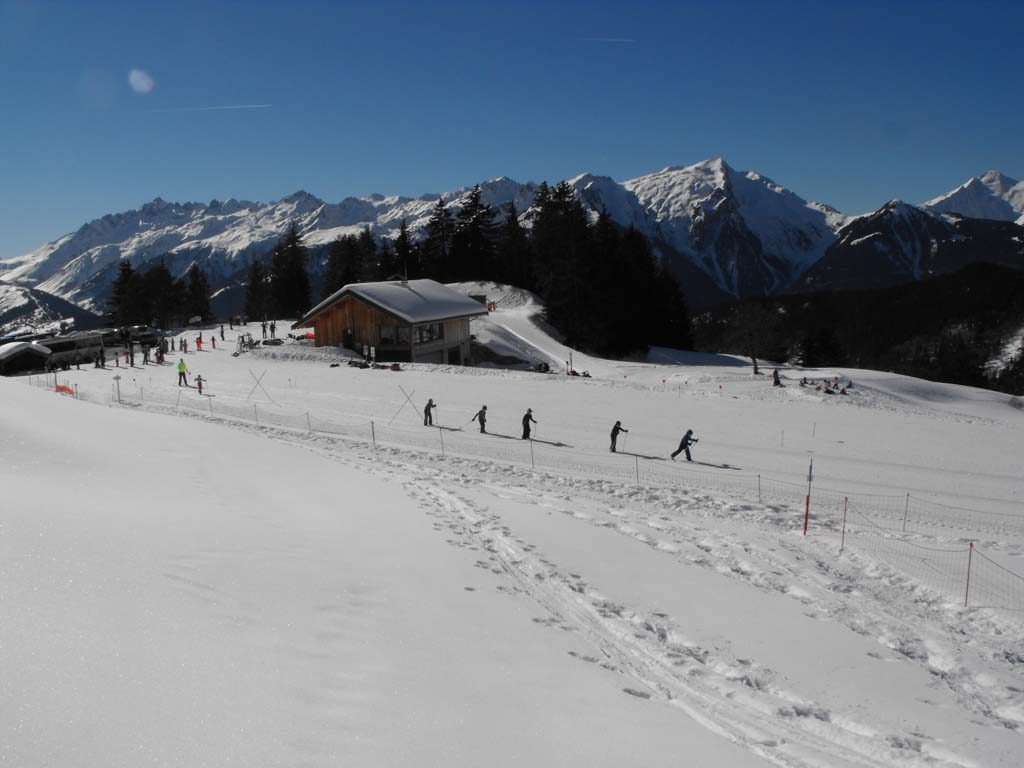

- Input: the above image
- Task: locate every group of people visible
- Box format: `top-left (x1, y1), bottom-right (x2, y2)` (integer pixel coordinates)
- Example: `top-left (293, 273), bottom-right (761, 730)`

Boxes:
top-left (424, 400), bottom-right (700, 461)
top-left (799, 376), bottom-right (852, 395)
top-left (261, 321), bottom-right (277, 340)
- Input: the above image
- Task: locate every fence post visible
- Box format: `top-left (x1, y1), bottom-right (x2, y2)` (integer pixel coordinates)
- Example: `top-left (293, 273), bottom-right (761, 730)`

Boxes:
top-left (371, 420), bottom-right (376, 448)
top-left (812, 421), bottom-right (816, 438)
top-left (209, 396), bottom-right (213, 416)
top-left (254, 404), bottom-right (259, 425)
top-left (439, 426), bottom-right (445, 457)
top-left (635, 454), bottom-right (640, 484)
top-left (529, 438), bottom-right (535, 469)
top-left (306, 412), bottom-right (312, 434)
top-left (902, 493), bottom-right (910, 532)
top-left (803, 459), bottom-right (813, 536)
top-left (74, 384), bottom-right (78, 400)
top-left (964, 542), bottom-right (974, 607)
top-left (758, 474), bottom-right (762, 504)
top-left (840, 497), bottom-right (848, 554)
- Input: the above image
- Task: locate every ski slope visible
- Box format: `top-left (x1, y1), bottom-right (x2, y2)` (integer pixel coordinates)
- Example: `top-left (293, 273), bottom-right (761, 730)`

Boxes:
top-left (4, 290), bottom-right (1024, 767)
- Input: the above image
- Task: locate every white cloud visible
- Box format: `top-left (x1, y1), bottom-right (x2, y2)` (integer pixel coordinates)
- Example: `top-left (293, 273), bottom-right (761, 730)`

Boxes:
top-left (128, 68), bottom-right (155, 95)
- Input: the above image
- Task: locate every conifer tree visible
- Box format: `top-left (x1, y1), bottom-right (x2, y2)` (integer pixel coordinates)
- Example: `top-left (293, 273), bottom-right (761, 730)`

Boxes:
top-left (421, 197), bottom-right (454, 280)
top-left (107, 260), bottom-right (135, 325)
top-left (356, 227), bottom-right (378, 281)
top-left (394, 218), bottom-right (416, 278)
top-left (269, 221), bottom-right (311, 318)
top-left (245, 260), bottom-right (271, 320)
top-left (185, 264), bottom-right (211, 321)
top-left (144, 260), bottom-right (177, 328)
top-left (377, 238), bottom-right (399, 280)
top-left (495, 202), bottom-right (533, 289)
top-left (451, 185), bottom-right (497, 280)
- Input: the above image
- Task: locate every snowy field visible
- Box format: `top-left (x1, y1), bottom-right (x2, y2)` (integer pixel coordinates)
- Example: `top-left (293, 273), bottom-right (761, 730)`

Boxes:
top-left (4, 286), bottom-right (1024, 767)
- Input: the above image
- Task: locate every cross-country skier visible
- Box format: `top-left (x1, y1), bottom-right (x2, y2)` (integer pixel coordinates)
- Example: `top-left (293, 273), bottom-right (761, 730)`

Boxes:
top-left (177, 359), bottom-right (189, 386)
top-left (196, 374), bottom-right (204, 395)
top-left (424, 398), bottom-right (437, 426)
top-left (610, 420), bottom-right (628, 452)
top-left (472, 405), bottom-right (488, 434)
top-left (521, 408), bottom-right (536, 440)
top-left (671, 429), bottom-right (698, 462)
top-left (220, 325), bottom-right (225, 341)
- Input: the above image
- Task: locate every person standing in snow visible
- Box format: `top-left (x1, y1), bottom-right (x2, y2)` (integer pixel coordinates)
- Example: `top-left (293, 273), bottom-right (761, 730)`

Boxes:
top-left (521, 408), bottom-right (537, 440)
top-left (472, 405), bottom-right (488, 434)
top-left (772, 368), bottom-right (782, 387)
top-left (610, 420), bottom-right (628, 452)
top-left (195, 374), bottom-right (204, 395)
top-left (177, 359), bottom-right (189, 387)
top-left (219, 324), bottom-right (225, 341)
top-left (261, 321), bottom-right (268, 340)
top-left (270, 321), bottom-right (276, 339)
top-left (424, 398), bottom-right (437, 426)
top-left (196, 335), bottom-right (203, 352)
top-left (671, 429), bottom-right (698, 462)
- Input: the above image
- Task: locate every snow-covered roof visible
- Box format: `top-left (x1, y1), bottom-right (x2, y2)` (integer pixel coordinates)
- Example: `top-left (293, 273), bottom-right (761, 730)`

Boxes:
top-left (0, 341), bottom-right (51, 361)
top-left (295, 279), bottom-right (488, 327)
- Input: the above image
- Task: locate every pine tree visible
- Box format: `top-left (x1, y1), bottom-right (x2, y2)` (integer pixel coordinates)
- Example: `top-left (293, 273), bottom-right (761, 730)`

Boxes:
top-left (451, 185), bottom-right (497, 281)
top-left (377, 238), bottom-right (399, 280)
top-left (421, 197), bottom-right (454, 280)
top-left (357, 227), bottom-right (378, 281)
top-left (495, 202), bottom-right (533, 289)
top-left (394, 218), bottom-right (416, 279)
top-left (144, 260), bottom-right (177, 328)
top-left (107, 260), bottom-right (135, 325)
top-left (185, 264), bottom-right (211, 321)
top-left (269, 222), bottom-right (311, 318)
top-left (245, 260), bottom-right (270, 320)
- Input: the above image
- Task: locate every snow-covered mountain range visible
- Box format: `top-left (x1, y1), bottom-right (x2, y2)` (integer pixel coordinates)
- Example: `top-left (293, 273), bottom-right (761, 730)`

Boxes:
top-left (923, 170), bottom-right (1024, 224)
top-left (0, 283), bottom-right (102, 338)
top-left (2, 159), bottom-right (1022, 317)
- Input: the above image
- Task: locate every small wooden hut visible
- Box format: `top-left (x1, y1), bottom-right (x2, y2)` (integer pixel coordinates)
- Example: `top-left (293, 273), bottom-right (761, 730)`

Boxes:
top-left (292, 279), bottom-right (488, 364)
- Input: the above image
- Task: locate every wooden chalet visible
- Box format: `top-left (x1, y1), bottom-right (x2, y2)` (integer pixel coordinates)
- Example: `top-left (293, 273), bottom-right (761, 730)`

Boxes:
top-left (292, 279), bottom-right (488, 364)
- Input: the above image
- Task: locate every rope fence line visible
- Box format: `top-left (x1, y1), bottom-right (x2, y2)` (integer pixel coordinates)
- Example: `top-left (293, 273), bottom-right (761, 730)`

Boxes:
top-left (32, 375), bottom-right (1024, 618)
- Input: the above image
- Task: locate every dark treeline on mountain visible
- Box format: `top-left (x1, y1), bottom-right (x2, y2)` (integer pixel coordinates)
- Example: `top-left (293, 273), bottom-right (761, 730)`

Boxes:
top-left (321, 227), bottom-right (400, 299)
top-left (413, 182), bottom-right (692, 356)
top-left (694, 262), bottom-right (1024, 395)
top-left (107, 259), bottom-right (210, 327)
top-left (245, 185), bottom-right (691, 356)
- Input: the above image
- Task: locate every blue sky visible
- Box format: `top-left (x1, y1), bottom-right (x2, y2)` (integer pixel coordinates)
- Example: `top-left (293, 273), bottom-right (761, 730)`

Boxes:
top-left (1, 0), bottom-right (1021, 258)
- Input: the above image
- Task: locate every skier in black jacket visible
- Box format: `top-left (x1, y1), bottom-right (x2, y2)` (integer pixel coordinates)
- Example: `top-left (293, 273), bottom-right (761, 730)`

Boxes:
top-left (472, 405), bottom-right (488, 434)
top-left (610, 421), bottom-right (627, 452)
top-left (671, 429), bottom-right (698, 461)
top-left (521, 408), bottom-right (537, 439)
top-left (424, 398), bottom-right (437, 426)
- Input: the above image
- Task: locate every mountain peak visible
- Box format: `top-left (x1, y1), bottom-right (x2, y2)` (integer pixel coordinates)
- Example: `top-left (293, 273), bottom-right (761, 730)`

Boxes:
top-left (979, 169), bottom-right (1019, 195)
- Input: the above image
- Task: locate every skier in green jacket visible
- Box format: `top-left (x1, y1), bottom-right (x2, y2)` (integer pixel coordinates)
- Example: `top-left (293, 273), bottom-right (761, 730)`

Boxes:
top-left (177, 359), bottom-right (189, 386)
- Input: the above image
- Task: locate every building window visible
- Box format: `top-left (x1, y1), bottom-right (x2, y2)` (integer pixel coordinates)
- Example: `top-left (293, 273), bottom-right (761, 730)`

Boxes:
top-left (397, 326), bottom-right (411, 345)
top-left (415, 323), bottom-right (444, 344)
top-left (380, 324), bottom-right (398, 345)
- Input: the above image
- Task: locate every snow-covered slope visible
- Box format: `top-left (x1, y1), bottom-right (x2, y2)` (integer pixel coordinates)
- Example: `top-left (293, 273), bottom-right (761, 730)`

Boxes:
top-left (8, 161), bottom-right (1024, 316)
top-left (1, 158), bottom-right (852, 313)
top-left (0, 283), bottom-right (102, 338)
top-left (797, 200), bottom-right (1024, 292)
top-left (622, 158), bottom-right (849, 296)
top-left (924, 170), bottom-right (1024, 222)
top-left (8, 298), bottom-right (1024, 767)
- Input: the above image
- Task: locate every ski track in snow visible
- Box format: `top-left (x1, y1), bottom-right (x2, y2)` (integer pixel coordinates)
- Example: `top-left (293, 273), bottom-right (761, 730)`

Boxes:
top-left (59, 392), bottom-right (1021, 768)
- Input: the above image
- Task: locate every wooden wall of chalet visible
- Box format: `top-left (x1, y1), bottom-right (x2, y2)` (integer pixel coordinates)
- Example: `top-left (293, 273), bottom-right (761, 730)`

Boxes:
top-left (313, 296), bottom-right (391, 348)
top-left (309, 294), bottom-right (475, 359)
